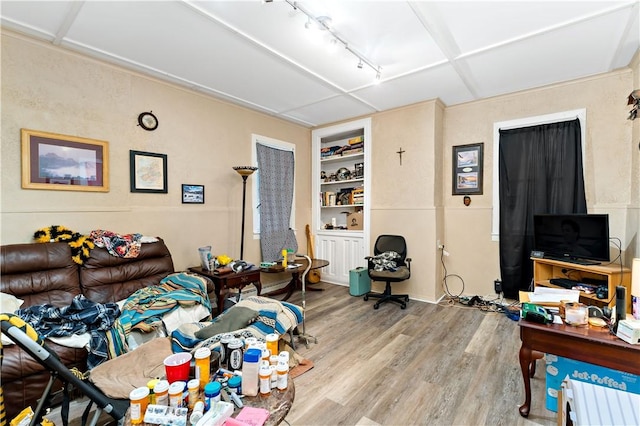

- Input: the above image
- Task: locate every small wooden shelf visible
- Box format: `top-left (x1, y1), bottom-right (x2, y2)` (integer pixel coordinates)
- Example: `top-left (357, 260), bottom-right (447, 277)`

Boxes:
top-left (532, 257), bottom-right (631, 312)
top-left (320, 152), bottom-right (364, 163)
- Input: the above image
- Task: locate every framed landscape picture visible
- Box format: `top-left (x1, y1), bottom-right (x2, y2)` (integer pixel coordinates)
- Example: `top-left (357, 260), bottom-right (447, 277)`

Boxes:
top-left (452, 143), bottom-right (483, 195)
top-left (182, 184), bottom-right (204, 204)
top-left (21, 129), bottom-right (109, 192)
top-left (130, 150), bottom-right (168, 193)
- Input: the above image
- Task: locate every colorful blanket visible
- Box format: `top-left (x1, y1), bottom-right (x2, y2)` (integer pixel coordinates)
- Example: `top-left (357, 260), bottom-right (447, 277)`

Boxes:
top-left (89, 229), bottom-right (143, 258)
top-left (171, 296), bottom-right (303, 355)
top-left (106, 272), bottom-right (210, 358)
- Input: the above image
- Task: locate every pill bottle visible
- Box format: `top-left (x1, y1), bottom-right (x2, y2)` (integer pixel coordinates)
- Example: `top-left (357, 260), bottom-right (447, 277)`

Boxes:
top-left (153, 380), bottom-right (170, 406)
top-left (219, 333), bottom-right (234, 368)
top-left (228, 375), bottom-right (242, 395)
top-left (269, 365), bottom-right (277, 389)
top-left (228, 339), bottom-right (244, 371)
top-left (194, 347), bottom-right (211, 390)
top-left (189, 400), bottom-right (205, 425)
top-left (204, 381), bottom-right (221, 411)
top-left (129, 386), bottom-right (149, 425)
top-left (187, 379), bottom-right (200, 409)
top-left (265, 333), bottom-right (279, 357)
top-left (261, 347), bottom-right (271, 363)
top-left (269, 354), bottom-right (279, 366)
top-left (259, 365), bottom-right (272, 396)
top-left (278, 351), bottom-right (290, 366)
top-left (282, 249), bottom-right (288, 268)
top-left (244, 337), bottom-right (258, 349)
top-left (241, 348), bottom-right (261, 397)
top-left (168, 381), bottom-right (185, 408)
top-left (276, 360), bottom-right (288, 391)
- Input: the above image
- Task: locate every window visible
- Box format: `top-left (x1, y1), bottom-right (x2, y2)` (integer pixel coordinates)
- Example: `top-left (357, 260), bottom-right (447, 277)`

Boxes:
top-left (251, 134), bottom-right (296, 236)
top-left (491, 109), bottom-right (586, 240)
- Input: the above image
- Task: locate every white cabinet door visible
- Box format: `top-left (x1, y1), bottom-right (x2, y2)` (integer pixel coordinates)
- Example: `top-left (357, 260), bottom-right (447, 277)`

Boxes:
top-left (316, 232), bottom-right (366, 285)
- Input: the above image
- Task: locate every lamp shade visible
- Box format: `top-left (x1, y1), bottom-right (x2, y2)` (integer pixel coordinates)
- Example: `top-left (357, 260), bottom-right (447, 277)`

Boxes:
top-left (632, 257), bottom-right (640, 320)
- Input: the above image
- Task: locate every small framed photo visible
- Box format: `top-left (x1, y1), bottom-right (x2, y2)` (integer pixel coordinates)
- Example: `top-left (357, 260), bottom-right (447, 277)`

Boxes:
top-left (130, 150), bottom-right (167, 193)
top-left (182, 184), bottom-right (205, 204)
top-left (21, 129), bottom-right (109, 192)
top-left (452, 143), bottom-right (483, 195)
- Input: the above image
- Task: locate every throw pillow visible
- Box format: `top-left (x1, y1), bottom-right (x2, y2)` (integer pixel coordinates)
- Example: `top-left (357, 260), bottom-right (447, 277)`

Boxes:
top-left (195, 306), bottom-right (258, 340)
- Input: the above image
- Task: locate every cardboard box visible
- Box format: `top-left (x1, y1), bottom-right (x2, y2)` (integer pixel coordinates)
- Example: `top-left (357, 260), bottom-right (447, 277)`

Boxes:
top-left (346, 211), bottom-right (363, 230)
top-left (545, 354), bottom-right (640, 412)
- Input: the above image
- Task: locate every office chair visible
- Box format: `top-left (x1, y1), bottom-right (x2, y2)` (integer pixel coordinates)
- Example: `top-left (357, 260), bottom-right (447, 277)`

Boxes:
top-left (0, 313), bottom-right (128, 426)
top-left (363, 235), bottom-right (411, 309)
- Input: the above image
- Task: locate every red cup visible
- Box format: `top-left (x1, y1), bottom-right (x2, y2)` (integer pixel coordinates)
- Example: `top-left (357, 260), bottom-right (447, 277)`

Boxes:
top-left (163, 352), bottom-right (192, 383)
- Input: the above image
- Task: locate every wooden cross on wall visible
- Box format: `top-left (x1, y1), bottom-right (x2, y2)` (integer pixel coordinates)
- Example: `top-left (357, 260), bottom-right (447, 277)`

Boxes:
top-left (397, 147), bottom-right (405, 165)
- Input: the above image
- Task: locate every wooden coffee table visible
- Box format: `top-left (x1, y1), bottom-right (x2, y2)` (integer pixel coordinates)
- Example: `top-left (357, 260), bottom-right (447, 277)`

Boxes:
top-left (189, 266), bottom-right (261, 315)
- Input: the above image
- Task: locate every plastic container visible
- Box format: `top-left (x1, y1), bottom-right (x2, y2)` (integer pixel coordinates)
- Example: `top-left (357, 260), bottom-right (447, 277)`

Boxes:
top-left (269, 365), bottom-right (277, 389)
top-left (190, 401), bottom-right (205, 425)
top-left (228, 338), bottom-right (244, 371)
top-left (219, 333), bottom-right (234, 368)
top-left (153, 380), bottom-right (169, 406)
top-left (194, 347), bottom-right (211, 390)
top-left (204, 381), bottom-right (221, 411)
top-left (147, 378), bottom-right (159, 405)
top-left (259, 365), bottom-right (272, 396)
top-left (187, 379), bottom-right (200, 409)
top-left (244, 337), bottom-right (258, 349)
top-left (282, 249), bottom-right (288, 268)
top-left (129, 386), bottom-right (149, 425)
top-left (265, 333), bottom-right (279, 357)
top-left (228, 375), bottom-right (242, 395)
top-left (276, 360), bottom-right (289, 391)
top-left (241, 348), bottom-right (261, 396)
top-left (278, 351), bottom-right (290, 366)
top-left (168, 381), bottom-right (185, 408)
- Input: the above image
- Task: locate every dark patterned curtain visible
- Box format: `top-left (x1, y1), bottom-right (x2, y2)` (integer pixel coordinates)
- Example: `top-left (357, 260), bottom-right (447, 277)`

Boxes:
top-left (498, 119), bottom-right (586, 298)
top-left (256, 143), bottom-right (298, 262)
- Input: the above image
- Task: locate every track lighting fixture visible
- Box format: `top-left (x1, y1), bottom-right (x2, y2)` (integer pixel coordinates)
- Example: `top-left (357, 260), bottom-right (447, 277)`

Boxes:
top-left (277, 0), bottom-right (382, 80)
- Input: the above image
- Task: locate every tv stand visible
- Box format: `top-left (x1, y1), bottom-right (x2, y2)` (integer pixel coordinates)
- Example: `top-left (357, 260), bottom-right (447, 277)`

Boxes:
top-left (532, 257), bottom-right (631, 312)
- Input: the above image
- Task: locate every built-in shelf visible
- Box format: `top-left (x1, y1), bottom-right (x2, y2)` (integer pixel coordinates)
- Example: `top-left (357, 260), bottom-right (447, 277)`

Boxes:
top-left (320, 178), bottom-right (364, 186)
top-left (320, 152), bottom-right (364, 163)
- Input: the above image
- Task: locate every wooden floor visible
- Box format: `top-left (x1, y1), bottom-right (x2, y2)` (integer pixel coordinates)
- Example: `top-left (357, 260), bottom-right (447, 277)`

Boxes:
top-left (283, 282), bottom-right (557, 426)
top-left (46, 282), bottom-right (556, 426)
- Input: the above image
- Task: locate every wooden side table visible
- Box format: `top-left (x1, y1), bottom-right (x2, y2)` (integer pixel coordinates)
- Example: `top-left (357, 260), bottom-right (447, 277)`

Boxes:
top-left (189, 266), bottom-right (261, 315)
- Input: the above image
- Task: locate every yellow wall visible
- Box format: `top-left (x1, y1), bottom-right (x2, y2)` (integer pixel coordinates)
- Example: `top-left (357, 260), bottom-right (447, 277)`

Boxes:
top-left (2, 30), bottom-right (638, 301)
top-left (1, 31), bottom-right (310, 271)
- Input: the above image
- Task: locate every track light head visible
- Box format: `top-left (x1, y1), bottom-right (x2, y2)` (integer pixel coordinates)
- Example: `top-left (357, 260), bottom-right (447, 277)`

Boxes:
top-left (357, 60), bottom-right (363, 69)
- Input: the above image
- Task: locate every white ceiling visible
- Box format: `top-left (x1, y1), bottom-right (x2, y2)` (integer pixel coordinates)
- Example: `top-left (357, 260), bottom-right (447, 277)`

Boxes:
top-left (2, 1), bottom-right (639, 127)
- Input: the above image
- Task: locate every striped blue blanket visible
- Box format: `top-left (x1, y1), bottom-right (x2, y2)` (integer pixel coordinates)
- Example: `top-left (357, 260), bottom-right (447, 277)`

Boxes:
top-left (106, 272), bottom-right (210, 358)
top-left (171, 296), bottom-right (303, 355)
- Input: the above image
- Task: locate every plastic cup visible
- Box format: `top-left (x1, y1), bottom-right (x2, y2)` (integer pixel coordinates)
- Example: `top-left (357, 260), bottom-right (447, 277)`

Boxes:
top-left (164, 352), bottom-right (192, 383)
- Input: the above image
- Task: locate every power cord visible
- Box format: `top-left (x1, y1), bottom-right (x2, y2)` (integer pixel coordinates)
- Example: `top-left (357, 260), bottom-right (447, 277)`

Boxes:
top-left (439, 245), bottom-right (464, 301)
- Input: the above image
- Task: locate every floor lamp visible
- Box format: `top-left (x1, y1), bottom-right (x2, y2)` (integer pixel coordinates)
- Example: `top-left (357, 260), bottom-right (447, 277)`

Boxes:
top-left (233, 166), bottom-right (257, 260)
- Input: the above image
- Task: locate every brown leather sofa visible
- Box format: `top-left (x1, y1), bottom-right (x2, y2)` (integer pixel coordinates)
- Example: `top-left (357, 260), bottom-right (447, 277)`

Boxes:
top-left (0, 238), bottom-right (211, 420)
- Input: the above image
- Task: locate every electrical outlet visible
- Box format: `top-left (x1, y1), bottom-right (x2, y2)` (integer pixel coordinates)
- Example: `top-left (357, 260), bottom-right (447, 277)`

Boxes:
top-left (494, 279), bottom-right (502, 294)
top-left (437, 239), bottom-right (444, 249)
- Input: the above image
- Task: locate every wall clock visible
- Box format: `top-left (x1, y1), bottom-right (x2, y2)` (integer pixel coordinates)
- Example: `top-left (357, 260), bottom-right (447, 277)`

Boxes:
top-left (137, 111), bottom-right (158, 131)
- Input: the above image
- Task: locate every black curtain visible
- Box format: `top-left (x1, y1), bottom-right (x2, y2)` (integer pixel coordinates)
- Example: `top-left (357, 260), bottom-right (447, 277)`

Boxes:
top-left (498, 119), bottom-right (586, 298)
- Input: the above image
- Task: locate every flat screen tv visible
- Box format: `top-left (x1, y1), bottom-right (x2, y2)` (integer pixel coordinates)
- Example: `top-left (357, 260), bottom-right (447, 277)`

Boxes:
top-left (533, 214), bottom-right (610, 265)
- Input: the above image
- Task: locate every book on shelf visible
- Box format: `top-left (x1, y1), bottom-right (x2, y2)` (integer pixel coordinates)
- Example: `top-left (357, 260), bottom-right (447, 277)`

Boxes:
top-left (348, 135), bottom-right (364, 145)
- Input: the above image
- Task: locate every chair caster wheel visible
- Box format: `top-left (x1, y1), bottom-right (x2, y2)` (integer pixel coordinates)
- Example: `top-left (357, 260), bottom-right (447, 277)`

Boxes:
top-left (404, 296), bottom-right (409, 302)
top-left (374, 303), bottom-right (380, 309)
top-left (364, 295), bottom-right (369, 301)
top-left (401, 303), bottom-right (407, 309)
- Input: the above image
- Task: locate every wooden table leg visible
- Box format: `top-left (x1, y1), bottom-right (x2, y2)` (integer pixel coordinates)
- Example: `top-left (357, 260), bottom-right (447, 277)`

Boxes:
top-left (519, 343), bottom-right (533, 417)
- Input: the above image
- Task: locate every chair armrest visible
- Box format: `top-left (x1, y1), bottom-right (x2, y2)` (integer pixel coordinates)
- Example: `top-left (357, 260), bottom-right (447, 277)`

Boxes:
top-left (405, 257), bottom-right (412, 271)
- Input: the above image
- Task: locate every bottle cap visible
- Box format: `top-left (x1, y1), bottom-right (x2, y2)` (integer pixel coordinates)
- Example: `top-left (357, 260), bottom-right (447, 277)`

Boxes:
top-left (168, 381), bottom-right (186, 394)
top-left (228, 376), bottom-right (242, 389)
top-left (195, 347), bottom-right (211, 359)
top-left (204, 381), bottom-right (221, 395)
top-left (153, 380), bottom-right (169, 394)
top-left (187, 378), bottom-right (200, 390)
top-left (243, 347), bottom-right (261, 363)
top-left (129, 386), bottom-right (149, 400)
